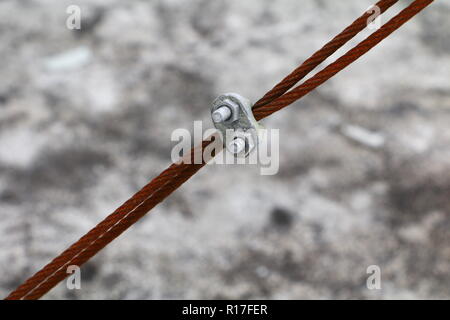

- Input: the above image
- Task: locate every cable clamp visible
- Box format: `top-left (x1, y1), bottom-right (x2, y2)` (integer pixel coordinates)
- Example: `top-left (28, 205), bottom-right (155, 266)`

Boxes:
top-left (211, 93), bottom-right (262, 158)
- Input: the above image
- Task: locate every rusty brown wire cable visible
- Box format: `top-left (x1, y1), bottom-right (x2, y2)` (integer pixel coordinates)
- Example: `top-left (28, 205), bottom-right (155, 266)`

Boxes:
top-left (5, 0), bottom-right (434, 300)
top-left (254, 0), bottom-right (434, 120)
top-left (253, 0), bottom-right (399, 109)
top-left (6, 139), bottom-right (215, 300)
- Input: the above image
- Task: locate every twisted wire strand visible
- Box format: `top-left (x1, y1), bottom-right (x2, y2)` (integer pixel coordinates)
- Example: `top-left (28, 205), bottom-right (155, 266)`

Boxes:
top-left (6, 138), bottom-right (216, 300)
top-left (253, 0), bottom-right (434, 120)
top-left (253, 0), bottom-right (399, 109)
top-left (5, 0), bottom-right (433, 300)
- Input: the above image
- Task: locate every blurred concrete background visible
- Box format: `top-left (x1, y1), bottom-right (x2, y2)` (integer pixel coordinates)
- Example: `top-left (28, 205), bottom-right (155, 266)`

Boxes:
top-left (0, 0), bottom-right (449, 299)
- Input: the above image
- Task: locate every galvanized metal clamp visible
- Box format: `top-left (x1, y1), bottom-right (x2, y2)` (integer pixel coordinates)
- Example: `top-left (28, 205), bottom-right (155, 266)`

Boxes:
top-left (211, 93), bottom-right (262, 157)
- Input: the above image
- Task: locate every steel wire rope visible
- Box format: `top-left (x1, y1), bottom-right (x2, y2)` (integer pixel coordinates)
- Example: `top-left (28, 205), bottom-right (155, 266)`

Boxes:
top-left (5, 0), bottom-right (434, 300)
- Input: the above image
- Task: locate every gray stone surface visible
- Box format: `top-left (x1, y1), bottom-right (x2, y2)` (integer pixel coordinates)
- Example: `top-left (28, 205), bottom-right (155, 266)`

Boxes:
top-left (0, 0), bottom-right (449, 299)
